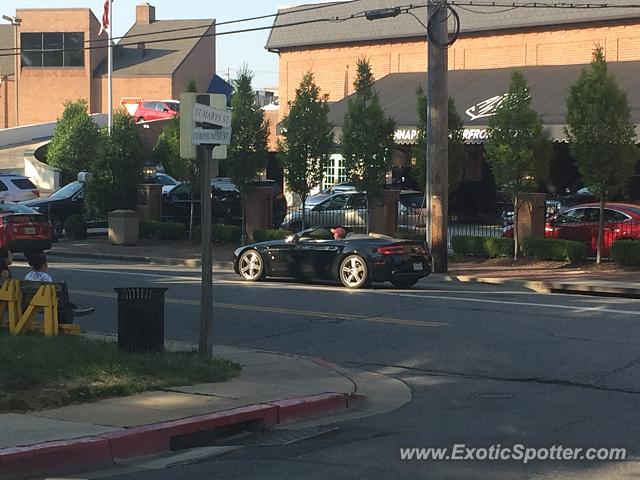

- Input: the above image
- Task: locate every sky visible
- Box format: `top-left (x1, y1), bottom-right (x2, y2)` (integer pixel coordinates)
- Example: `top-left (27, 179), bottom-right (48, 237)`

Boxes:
top-left (6, 0), bottom-right (328, 89)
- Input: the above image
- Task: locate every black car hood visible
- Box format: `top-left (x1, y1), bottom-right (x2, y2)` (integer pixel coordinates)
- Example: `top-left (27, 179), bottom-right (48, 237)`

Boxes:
top-left (23, 197), bottom-right (66, 208)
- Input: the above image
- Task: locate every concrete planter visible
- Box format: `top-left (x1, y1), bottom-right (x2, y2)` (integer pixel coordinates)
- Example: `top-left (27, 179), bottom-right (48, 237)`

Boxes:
top-left (108, 210), bottom-right (139, 246)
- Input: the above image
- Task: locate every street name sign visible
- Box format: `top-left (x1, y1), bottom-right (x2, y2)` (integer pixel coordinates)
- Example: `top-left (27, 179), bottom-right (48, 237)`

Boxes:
top-left (191, 127), bottom-right (232, 145)
top-left (193, 103), bottom-right (232, 128)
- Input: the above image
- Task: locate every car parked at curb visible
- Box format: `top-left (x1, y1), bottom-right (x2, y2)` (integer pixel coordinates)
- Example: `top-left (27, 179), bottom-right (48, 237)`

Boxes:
top-left (133, 100), bottom-right (180, 123)
top-left (0, 202), bottom-right (52, 253)
top-left (234, 227), bottom-right (432, 289)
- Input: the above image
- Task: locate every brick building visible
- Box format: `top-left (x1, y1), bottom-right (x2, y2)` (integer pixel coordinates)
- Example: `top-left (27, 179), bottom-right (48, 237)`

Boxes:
top-left (0, 2), bottom-right (215, 128)
top-left (266, 0), bottom-right (640, 199)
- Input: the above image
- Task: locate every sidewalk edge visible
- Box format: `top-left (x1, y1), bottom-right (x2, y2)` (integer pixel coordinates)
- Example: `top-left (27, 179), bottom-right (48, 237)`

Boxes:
top-left (0, 393), bottom-right (364, 479)
top-left (48, 249), bottom-right (232, 269)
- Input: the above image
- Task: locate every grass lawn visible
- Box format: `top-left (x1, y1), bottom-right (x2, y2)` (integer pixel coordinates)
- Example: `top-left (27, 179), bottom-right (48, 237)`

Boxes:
top-left (0, 334), bottom-right (240, 413)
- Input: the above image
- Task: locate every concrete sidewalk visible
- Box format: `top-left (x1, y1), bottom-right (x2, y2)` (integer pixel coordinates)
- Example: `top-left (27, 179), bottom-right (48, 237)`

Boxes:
top-left (0, 338), bottom-right (408, 479)
top-left (445, 262), bottom-right (640, 298)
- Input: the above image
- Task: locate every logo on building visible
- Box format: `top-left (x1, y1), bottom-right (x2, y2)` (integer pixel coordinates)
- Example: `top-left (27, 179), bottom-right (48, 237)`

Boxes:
top-left (465, 94), bottom-right (509, 121)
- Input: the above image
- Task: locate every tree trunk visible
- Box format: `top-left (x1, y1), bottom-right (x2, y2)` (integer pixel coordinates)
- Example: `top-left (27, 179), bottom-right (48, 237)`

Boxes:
top-left (301, 193), bottom-right (307, 231)
top-left (596, 194), bottom-right (605, 264)
top-left (241, 194), bottom-right (246, 245)
top-left (513, 194), bottom-right (519, 261)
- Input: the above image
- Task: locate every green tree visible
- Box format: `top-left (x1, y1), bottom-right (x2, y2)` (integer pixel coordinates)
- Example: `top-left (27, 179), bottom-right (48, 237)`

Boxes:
top-left (186, 79), bottom-right (198, 93)
top-left (565, 46), bottom-right (638, 263)
top-left (485, 70), bottom-right (551, 260)
top-left (341, 58), bottom-right (396, 228)
top-left (223, 67), bottom-right (269, 242)
top-left (86, 110), bottom-right (144, 215)
top-left (414, 90), bottom-right (465, 193)
top-left (278, 72), bottom-right (334, 229)
top-left (47, 99), bottom-right (101, 183)
top-left (153, 117), bottom-right (198, 184)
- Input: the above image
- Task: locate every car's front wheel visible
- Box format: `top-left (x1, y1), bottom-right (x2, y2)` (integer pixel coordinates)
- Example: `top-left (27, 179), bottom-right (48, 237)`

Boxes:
top-left (238, 249), bottom-right (265, 281)
top-left (390, 277), bottom-right (419, 289)
top-left (339, 254), bottom-right (369, 289)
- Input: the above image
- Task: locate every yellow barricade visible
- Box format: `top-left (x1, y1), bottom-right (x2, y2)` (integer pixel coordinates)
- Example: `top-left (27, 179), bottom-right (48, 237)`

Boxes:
top-left (0, 279), bottom-right (65, 336)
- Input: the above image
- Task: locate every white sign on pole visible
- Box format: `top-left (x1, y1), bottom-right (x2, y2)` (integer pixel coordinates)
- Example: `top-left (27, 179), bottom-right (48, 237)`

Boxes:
top-left (193, 103), bottom-right (232, 128)
top-left (191, 127), bottom-right (232, 145)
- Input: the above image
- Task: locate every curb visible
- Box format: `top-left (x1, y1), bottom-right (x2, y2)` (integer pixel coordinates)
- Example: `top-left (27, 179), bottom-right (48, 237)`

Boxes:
top-left (441, 274), bottom-right (640, 298)
top-left (48, 250), bottom-right (233, 270)
top-left (0, 393), bottom-right (363, 479)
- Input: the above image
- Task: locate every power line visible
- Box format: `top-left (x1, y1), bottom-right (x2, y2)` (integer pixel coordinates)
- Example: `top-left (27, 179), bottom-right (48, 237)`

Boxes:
top-left (0, 0), bottom-right (368, 54)
top-left (0, 3), bottom-right (422, 59)
top-left (447, 1), bottom-right (640, 9)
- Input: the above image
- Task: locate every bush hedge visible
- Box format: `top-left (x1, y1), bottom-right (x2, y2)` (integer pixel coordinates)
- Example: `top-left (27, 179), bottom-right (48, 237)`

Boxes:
top-left (253, 229), bottom-right (293, 242)
top-left (138, 220), bottom-right (186, 240)
top-left (213, 225), bottom-right (241, 244)
top-left (611, 240), bottom-right (640, 266)
top-left (451, 236), bottom-right (514, 258)
top-left (64, 215), bottom-right (87, 240)
top-left (520, 238), bottom-right (587, 263)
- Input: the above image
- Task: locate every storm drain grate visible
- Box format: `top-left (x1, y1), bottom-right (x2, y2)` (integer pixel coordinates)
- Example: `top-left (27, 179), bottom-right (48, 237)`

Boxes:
top-left (226, 426), bottom-right (339, 446)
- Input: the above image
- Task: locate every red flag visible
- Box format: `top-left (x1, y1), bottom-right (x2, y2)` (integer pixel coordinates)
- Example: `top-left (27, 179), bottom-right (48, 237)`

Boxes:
top-left (98, 0), bottom-right (109, 36)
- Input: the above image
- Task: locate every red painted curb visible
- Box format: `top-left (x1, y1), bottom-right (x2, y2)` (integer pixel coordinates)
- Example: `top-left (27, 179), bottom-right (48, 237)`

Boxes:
top-left (0, 393), bottom-right (365, 479)
top-left (0, 436), bottom-right (112, 479)
top-left (272, 393), bottom-right (348, 423)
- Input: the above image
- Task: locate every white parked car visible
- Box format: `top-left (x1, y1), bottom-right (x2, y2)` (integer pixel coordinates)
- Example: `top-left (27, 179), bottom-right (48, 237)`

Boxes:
top-left (0, 174), bottom-right (40, 202)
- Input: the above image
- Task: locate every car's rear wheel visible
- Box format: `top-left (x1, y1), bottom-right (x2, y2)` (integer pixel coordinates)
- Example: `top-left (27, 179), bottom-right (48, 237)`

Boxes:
top-left (390, 278), bottom-right (419, 289)
top-left (339, 254), bottom-right (369, 289)
top-left (238, 249), bottom-right (265, 281)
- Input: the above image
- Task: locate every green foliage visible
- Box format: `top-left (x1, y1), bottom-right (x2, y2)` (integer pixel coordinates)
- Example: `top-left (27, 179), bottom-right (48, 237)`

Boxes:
top-left (278, 72), bottom-right (334, 221)
top-left (46, 99), bottom-right (101, 183)
top-left (451, 236), bottom-right (514, 258)
top-left (186, 79), bottom-right (198, 93)
top-left (341, 58), bottom-right (396, 199)
top-left (139, 220), bottom-right (186, 240)
top-left (0, 335), bottom-right (239, 413)
top-left (611, 240), bottom-right (640, 266)
top-left (213, 224), bottom-right (241, 244)
top-left (253, 229), bottom-right (293, 242)
top-left (565, 47), bottom-right (638, 200)
top-left (153, 117), bottom-right (198, 184)
top-left (565, 47), bottom-right (638, 262)
top-left (86, 111), bottom-right (144, 215)
top-left (485, 71), bottom-right (551, 259)
top-left (414, 90), bottom-right (465, 192)
top-left (224, 66), bottom-right (269, 194)
top-left (394, 231), bottom-right (424, 241)
top-left (63, 214), bottom-right (87, 240)
top-left (521, 238), bottom-right (587, 263)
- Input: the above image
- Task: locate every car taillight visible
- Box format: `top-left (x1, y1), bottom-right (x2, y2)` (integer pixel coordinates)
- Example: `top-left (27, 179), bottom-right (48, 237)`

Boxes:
top-left (377, 244), bottom-right (407, 255)
top-left (32, 189), bottom-right (40, 197)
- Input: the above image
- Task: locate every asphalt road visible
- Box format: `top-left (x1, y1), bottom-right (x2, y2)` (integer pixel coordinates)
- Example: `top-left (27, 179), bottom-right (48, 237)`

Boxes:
top-left (17, 257), bottom-right (640, 479)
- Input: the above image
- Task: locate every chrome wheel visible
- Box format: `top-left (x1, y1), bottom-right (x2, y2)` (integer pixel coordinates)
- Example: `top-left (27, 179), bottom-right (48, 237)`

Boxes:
top-left (339, 255), bottom-right (369, 289)
top-left (239, 249), bottom-right (264, 281)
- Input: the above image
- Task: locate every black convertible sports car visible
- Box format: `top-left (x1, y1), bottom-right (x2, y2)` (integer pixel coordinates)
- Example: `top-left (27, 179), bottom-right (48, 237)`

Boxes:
top-left (233, 228), bottom-right (432, 289)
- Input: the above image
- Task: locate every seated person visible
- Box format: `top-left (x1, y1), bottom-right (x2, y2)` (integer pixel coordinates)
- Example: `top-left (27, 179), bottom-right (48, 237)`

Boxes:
top-left (25, 252), bottom-right (53, 283)
top-left (331, 227), bottom-right (347, 240)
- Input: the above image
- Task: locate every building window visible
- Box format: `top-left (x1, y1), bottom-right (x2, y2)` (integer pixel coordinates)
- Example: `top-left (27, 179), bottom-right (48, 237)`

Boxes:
top-left (21, 32), bottom-right (84, 68)
top-left (322, 154), bottom-right (347, 190)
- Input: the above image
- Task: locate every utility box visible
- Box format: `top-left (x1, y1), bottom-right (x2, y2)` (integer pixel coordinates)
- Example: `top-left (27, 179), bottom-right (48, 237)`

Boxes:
top-left (108, 210), bottom-right (139, 245)
top-left (516, 193), bottom-right (546, 240)
top-left (137, 183), bottom-right (162, 221)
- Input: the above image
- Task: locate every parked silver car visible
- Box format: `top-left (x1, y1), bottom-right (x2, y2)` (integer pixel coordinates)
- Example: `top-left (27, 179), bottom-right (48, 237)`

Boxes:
top-left (282, 191), bottom-right (367, 231)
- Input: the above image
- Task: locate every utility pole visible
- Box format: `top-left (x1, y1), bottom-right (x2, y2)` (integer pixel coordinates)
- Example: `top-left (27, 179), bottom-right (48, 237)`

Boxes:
top-left (198, 141), bottom-right (214, 357)
top-left (427, 0), bottom-right (449, 273)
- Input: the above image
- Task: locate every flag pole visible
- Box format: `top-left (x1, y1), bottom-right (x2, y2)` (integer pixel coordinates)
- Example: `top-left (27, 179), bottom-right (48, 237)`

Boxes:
top-left (107, 0), bottom-right (113, 134)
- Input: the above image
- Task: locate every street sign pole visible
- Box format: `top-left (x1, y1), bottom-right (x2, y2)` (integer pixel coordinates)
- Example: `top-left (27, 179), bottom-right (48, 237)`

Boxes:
top-left (199, 142), bottom-right (214, 357)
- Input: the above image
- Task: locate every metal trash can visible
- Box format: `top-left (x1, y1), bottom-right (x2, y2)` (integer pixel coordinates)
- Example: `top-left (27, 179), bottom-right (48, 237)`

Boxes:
top-left (115, 287), bottom-right (168, 353)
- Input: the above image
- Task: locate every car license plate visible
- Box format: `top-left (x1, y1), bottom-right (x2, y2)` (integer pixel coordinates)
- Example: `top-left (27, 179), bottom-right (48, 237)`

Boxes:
top-left (413, 263), bottom-right (423, 271)
top-left (24, 227), bottom-right (36, 235)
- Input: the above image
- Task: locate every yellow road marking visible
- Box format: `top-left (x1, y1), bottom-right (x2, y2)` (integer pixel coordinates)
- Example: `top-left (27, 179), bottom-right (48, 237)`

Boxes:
top-left (71, 289), bottom-right (447, 328)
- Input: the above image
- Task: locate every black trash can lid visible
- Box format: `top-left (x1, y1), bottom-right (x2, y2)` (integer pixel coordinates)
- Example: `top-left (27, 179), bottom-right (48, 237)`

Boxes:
top-left (114, 287), bottom-right (168, 300)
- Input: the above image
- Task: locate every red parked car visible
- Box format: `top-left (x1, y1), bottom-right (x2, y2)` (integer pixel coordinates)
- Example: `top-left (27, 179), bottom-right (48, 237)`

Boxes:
top-left (0, 203), bottom-right (52, 253)
top-left (133, 100), bottom-right (179, 123)
top-left (504, 202), bottom-right (640, 255)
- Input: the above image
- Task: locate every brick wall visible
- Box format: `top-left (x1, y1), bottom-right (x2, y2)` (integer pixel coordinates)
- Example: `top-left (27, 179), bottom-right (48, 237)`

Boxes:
top-left (93, 76), bottom-right (173, 114)
top-left (277, 20), bottom-right (640, 120)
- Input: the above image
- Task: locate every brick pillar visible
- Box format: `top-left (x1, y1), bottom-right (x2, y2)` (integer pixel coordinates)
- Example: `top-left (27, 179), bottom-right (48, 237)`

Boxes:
top-left (244, 185), bottom-right (273, 243)
top-left (368, 189), bottom-right (400, 236)
top-left (516, 192), bottom-right (546, 239)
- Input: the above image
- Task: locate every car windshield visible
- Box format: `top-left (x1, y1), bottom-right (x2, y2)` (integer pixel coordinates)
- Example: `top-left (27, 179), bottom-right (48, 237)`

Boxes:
top-left (166, 102), bottom-right (180, 112)
top-left (0, 202), bottom-right (39, 214)
top-left (49, 181), bottom-right (83, 199)
top-left (400, 194), bottom-right (425, 209)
